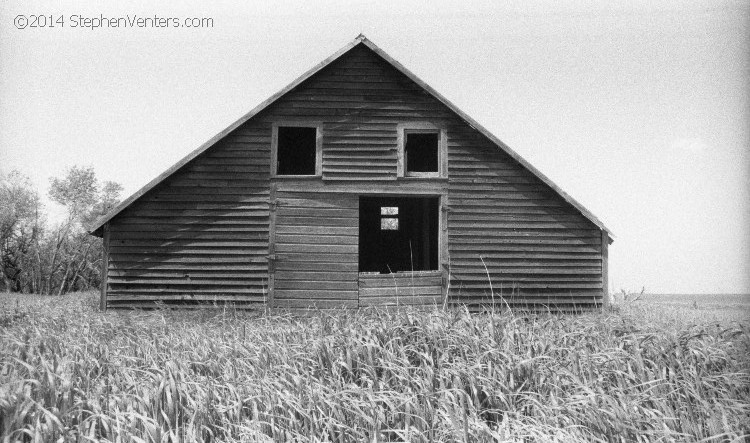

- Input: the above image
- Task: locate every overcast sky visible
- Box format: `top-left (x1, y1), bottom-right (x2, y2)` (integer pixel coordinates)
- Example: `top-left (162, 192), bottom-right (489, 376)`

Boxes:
top-left (1, 0), bottom-right (748, 294)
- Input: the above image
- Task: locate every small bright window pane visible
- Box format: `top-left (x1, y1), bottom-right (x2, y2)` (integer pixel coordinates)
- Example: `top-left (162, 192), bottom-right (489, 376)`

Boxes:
top-left (381, 207), bottom-right (398, 215)
top-left (381, 218), bottom-right (399, 230)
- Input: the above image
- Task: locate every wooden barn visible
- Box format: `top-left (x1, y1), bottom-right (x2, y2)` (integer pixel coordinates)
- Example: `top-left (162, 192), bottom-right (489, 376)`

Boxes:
top-left (90, 35), bottom-right (613, 311)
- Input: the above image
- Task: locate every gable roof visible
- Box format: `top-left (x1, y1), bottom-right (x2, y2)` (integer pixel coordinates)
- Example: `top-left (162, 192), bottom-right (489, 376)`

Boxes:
top-left (90, 34), bottom-right (612, 239)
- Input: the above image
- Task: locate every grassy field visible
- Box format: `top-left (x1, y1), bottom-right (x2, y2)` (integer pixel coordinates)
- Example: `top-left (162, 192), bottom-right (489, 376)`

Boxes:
top-left (1, 292), bottom-right (748, 442)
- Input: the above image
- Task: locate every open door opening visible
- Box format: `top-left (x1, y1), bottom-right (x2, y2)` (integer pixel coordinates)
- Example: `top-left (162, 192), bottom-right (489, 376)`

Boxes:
top-left (359, 196), bottom-right (439, 274)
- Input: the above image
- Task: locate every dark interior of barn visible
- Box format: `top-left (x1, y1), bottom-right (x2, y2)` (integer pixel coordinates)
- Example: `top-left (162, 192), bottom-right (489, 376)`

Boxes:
top-left (359, 196), bottom-right (439, 273)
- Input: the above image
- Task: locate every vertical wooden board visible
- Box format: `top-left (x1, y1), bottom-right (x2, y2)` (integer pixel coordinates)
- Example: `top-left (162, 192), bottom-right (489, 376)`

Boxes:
top-left (100, 223), bottom-right (109, 311)
top-left (440, 195), bottom-right (449, 306)
top-left (602, 230), bottom-right (609, 308)
top-left (267, 183), bottom-right (278, 309)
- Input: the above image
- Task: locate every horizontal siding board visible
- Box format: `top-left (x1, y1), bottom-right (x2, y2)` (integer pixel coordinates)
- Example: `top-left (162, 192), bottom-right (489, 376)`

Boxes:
top-left (359, 296), bottom-right (443, 306)
top-left (446, 106), bottom-right (603, 309)
top-left (271, 193), bottom-right (359, 308)
top-left (360, 286), bottom-right (443, 297)
top-left (274, 289), bottom-right (358, 300)
top-left (274, 299), bottom-right (359, 309)
top-left (107, 123), bottom-right (270, 307)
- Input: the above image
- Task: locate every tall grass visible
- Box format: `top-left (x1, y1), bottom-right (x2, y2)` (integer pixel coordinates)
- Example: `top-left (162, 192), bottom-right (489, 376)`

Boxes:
top-left (1, 292), bottom-right (749, 442)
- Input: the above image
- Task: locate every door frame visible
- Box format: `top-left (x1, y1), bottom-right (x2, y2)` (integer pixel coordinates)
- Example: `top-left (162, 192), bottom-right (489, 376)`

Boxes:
top-left (267, 187), bottom-right (449, 309)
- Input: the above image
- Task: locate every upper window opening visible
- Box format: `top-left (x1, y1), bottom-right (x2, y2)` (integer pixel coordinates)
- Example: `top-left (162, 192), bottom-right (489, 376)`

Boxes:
top-left (276, 126), bottom-right (317, 175)
top-left (405, 132), bottom-right (439, 174)
top-left (381, 207), bottom-right (398, 216)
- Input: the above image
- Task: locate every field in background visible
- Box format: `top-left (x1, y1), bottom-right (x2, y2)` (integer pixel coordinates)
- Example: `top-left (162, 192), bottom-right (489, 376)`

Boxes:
top-left (622, 292), bottom-right (750, 327)
top-left (1, 291), bottom-right (749, 442)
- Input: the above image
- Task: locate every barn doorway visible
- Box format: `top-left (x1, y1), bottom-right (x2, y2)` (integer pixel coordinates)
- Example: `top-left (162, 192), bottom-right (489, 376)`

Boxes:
top-left (358, 196), bottom-right (439, 274)
top-left (358, 196), bottom-right (443, 306)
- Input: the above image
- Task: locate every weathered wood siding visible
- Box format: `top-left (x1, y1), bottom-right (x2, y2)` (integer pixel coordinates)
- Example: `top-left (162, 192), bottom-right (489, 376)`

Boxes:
top-left (106, 126), bottom-right (271, 308)
top-left (446, 125), bottom-right (604, 310)
top-left (103, 43), bottom-right (605, 310)
top-left (359, 271), bottom-right (443, 307)
top-left (272, 46), bottom-right (452, 182)
top-left (271, 191), bottom-right (359, 308)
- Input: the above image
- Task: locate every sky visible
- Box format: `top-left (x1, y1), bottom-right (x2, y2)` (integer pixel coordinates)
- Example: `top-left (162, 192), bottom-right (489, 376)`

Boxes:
top-left (1, 0), bottom-right (748, 294)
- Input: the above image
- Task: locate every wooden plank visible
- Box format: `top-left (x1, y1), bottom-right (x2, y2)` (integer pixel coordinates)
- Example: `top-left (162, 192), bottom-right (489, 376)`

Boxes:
top-left (449, 282), bottom-right (603, 289)
top-left (109, 269), bottom-right (265, 278)
top-left (449, 268), bottom-right (602, 275)
top-left (274, 289), bottom-right (358, 300)
top-left (359, 295), bottom-right (443, 306)
top-left (275, 271), bottom-right (357, 282)
top-left (277, 198), bottom-right (359, 209)
top-left (110, 232), bottom-right (269, 241)
top-left (275, 234), bottom-right (357, 245)
top-left (446, 237), bottom-right (601, 246)
top-left (274, 225), bottom-right (358, 236)
top-left (267, 183), bottom-right (277, 310)
top-left (360, 286), bottom-right (443, 297)
top-left (274, 261), bottom-right (357, 272)
top-left (274, 280), bottom-right (358, 290)
top-left (450, 246), bottom-right (600, 255)
top-left (110, 240), bottom-right (267, 248)
top-left (273, 299), bottom-right (359, 309)
top-left (276, 208), bottom-right (357, 218)
top-left (109, 254), bottom-right (269, 263)
top-left (275, 252), bottom-right (355, 262)
top-left (108, 277), bottom-right (262, 285)
top-left (107, 287), bottom-right (266, 294)
top-left (602, 230), bottom-right (609, 308)
top-left (358, 276), bottom-right (442, 287)
top-left (100, 223), bottom-right (109, 311)
top-left (106, 302), bottom-right (265, 309)
top-left (109, 246), bottom-right (267, 255)
top-left (275, 216), bottom-right (357, 228)
top-left (275, 180), bottom-right (448, 195)
top-left (107, 294), bottom-right (266, 302)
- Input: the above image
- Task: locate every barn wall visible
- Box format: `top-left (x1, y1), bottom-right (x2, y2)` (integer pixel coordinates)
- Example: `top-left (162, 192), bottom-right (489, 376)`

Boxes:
top-left (105, 123), bottom-right (272, 308)
top-left (103, 43), bottom-right (605, 310)
top-left (446, 124), bottom-right (604, 310)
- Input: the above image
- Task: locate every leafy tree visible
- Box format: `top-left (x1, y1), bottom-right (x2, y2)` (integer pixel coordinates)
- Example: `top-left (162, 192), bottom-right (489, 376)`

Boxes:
top-left (0, 166), bottom-right (122, 294)
top-left (46, 166), bottom-right (123, 294)
top-left (0, 170), bottom-right (42, 292)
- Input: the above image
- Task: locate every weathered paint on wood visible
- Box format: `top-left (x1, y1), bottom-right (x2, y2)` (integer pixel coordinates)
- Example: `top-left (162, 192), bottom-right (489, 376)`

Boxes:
top-left (99, 223), bottom-right (109, 311)
top-left (270, 192), bottom-right (359, 307)
top-left (602, 230), bottom-right (610, 308)
top-left (94, 39), bottom-right (610, 311)
top-left (358, 272), bottom-right (443, 307)
top-left (105, 128), bottom-right (271, 308)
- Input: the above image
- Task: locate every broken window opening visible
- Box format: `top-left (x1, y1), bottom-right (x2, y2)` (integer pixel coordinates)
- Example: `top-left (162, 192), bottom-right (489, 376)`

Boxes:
top-left (360, 197), bottom-right (439, 274)
top-left (276, 126), bottom-right (317, 175)
top-left (405, 132), bottom-right (439, 174)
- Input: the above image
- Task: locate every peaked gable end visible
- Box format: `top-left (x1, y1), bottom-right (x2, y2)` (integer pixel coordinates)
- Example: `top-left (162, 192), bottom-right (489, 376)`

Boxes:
top-left (90, 35), bottom-right (611, 239)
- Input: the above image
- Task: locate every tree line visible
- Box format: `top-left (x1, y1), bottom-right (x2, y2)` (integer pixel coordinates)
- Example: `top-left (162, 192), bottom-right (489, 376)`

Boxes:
top-left (0, 166), bottom-right (122, 294)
